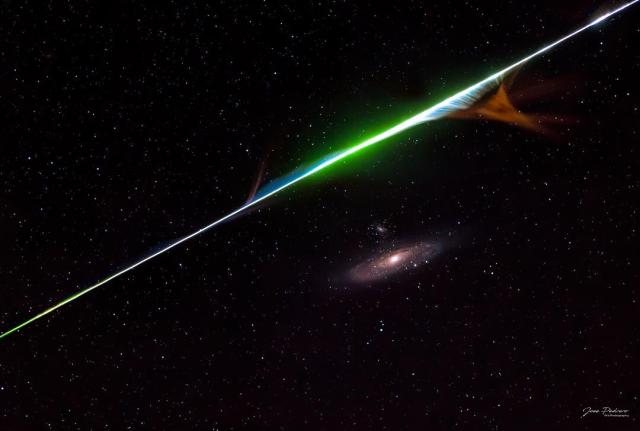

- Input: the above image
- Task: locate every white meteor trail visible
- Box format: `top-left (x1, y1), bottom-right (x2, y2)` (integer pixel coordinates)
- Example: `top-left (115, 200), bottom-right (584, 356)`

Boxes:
top-left (1, 0), bottom-right (637, 339)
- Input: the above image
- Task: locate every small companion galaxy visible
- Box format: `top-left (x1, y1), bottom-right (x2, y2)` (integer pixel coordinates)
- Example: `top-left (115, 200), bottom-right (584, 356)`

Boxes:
top-left (1, 0), bottom-right (638, 429)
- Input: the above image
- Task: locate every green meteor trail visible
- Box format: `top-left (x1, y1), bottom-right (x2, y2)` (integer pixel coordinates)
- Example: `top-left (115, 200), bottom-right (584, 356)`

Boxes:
top-left (1, 0), bottom-right (637, 340)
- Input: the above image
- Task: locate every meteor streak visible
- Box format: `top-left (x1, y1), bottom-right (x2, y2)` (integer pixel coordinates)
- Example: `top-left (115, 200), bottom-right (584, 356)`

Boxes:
top-left (1, 1), bottom-right (637, 339)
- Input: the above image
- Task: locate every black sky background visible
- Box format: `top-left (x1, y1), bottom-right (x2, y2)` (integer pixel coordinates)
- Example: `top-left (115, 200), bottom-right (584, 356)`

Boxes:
top-left (0, 0), bottom-right (639, 429)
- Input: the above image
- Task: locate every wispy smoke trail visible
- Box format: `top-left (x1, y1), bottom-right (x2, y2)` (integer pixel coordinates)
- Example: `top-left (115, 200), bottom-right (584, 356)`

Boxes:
top-left (447, 70), bottom-right (578, 136)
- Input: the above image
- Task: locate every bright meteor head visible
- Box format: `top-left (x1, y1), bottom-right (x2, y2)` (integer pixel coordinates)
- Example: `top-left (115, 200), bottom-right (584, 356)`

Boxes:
top-left (1, 0), bottom-right (638, 340)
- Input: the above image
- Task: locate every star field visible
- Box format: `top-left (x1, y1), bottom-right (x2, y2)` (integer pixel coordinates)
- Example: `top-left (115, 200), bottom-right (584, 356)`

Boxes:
top-left (0, 0), bottom-right (639, 429)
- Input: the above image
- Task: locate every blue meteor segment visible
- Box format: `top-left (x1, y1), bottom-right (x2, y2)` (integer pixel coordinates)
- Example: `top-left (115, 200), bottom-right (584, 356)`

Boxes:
top-left (1, 0), bottom-right (637, 340)
top-left (249, 150), bottom-right (343, 204)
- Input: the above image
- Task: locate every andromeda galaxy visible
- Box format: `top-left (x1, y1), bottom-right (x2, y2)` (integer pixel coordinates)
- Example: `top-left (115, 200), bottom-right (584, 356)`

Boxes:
top-left (349, 241), bottom-right (443, 283)
top-left (1, 0), bottom-right (637, 339)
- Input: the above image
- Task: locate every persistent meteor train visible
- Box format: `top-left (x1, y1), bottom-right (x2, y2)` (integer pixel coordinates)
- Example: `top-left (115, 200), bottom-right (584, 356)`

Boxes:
top-left (1, 0), bottom-right (637, 339)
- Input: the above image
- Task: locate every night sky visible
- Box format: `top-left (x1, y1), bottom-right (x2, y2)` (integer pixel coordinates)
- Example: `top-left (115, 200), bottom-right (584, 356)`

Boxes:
top-left (1, 0), bottom-right (639, 429)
